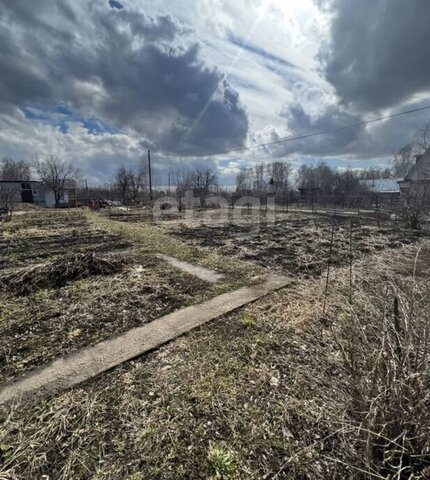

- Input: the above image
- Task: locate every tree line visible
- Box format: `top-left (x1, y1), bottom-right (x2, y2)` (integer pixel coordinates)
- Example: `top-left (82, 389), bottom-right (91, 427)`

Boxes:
top-left (1, 119), bottom-right (428, 209)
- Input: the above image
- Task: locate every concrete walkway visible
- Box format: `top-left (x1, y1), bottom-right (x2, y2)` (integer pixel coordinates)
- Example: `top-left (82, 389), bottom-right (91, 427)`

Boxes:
top-left (0, 275), bottom-right (289, 406)
top-left (158, 254), bottom-right (224, 283)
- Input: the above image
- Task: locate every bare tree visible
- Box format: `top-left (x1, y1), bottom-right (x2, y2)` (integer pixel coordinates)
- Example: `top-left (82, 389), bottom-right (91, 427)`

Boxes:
top-left (0, 157), bottom-right (31, 181)
top-left (172, 168), bottom-right (190, 210)
top-left (132, 155), bottom-right (149, 202)
top-left (267, 161), bottom-right (291, 192)
top-left (401, 183), bottom-right (429, 229)
top-left (236, 161), bottom-right (292, 195)
top-left (0, 185), bottom-right (18, 223)
top-left (358, 167), bottom-right (392, 180)
top-left (114, 165), bottom-right (133, 202)
top-left (253, 163), bottom-right (265, 192)
top-left (235, 167), bottom-right (254, 193)
top-left (392, 145), bottom-right (415, 177)
top-left (35, 155), bottom-right (78, 207)
top-left (189, 168), bottom-right (217, 207)
top-left (235, 170), bottom-right (247, 192)
top-left (113, 157), bottom-right (150, 204)
top-left (172, 167), bottom-right (218, 209)
top-left (416, 122), bottom-right (430, 154)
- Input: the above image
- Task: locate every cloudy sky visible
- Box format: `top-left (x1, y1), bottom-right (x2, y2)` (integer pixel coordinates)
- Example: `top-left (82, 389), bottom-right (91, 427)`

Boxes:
top-left (1, 0), bottom-right (430, 185)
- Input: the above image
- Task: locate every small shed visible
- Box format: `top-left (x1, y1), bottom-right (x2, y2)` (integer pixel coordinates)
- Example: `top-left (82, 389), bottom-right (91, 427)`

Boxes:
top-left (0, 180), bottom-right (73, 208)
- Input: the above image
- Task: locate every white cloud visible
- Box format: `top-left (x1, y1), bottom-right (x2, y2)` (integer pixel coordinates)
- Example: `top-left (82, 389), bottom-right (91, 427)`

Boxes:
top-left (1, 0), bottom-right (429, 185)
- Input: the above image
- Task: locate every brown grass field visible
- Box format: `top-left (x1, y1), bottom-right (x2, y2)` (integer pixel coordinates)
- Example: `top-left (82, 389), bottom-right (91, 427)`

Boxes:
top-left (0, 208), bottom-right (429, 479)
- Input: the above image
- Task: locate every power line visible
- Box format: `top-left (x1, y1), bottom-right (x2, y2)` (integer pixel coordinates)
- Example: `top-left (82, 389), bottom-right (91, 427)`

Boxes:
top-left (190, 104), bottom-right (430, 158)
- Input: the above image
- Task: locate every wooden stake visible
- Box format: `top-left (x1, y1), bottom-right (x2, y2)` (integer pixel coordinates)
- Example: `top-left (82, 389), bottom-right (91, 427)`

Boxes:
top-left (323, 221), bottom-right (336, 315)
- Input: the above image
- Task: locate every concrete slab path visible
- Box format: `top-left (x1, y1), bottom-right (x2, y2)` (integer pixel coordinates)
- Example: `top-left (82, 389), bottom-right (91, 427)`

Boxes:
top-left (0, 274), bottom-right (289, 406)
top-left (158, 254), bottom-right (224, 283)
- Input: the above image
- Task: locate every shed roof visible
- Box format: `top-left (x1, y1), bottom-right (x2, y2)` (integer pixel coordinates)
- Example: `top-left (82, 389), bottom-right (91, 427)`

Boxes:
top-left (359, 178), bottom-right (402, 193)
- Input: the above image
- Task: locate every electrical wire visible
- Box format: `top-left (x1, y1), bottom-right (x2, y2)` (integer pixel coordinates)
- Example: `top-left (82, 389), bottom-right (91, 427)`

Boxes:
top-left (188, 103), bottom-right (430, 158)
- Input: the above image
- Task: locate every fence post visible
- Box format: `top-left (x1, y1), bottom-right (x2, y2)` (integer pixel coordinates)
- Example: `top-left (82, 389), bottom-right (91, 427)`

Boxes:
top-left (349, 220), bottom-right (354, 304)
top-left (323, 221), bottom-right (336, 315)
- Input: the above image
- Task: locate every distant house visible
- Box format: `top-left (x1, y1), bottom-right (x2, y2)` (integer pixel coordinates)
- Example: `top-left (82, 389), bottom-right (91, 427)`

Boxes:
top-left (360, 178), bottom-right (402, 194)
top-left (359, 178), bottom-right (402, 209)
top-left (398, 153), bottom-right (430, 195)
top-left (0, 180), bottom-right (76, 208)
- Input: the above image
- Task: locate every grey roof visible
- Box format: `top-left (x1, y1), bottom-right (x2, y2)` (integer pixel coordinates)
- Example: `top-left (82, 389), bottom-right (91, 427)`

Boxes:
top-left (359, 178), bottom-right (402, 193)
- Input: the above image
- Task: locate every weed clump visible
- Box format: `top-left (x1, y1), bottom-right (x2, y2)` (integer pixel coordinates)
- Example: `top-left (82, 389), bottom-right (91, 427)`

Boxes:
top-left (208, 444), bottom-right (236, 479)
top-left (239, 314), bottom-right (256, 328)
top-left (0, 252), bottom-right (129, 296)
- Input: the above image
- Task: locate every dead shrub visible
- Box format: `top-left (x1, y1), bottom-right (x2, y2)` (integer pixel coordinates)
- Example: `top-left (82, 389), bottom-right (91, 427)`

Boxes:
top-left (335, 273), bottom-right (430, 478)
top-left (0, 252), bottom-right (130, 296)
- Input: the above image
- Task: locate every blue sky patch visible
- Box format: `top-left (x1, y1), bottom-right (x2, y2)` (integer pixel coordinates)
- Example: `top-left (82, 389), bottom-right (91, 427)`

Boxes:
top-left (108, 0), bottom-right (124, 10)
top-left (228, 33), bottom-right (300, 71)
top-left (21, 105), bottom-right (117, 136)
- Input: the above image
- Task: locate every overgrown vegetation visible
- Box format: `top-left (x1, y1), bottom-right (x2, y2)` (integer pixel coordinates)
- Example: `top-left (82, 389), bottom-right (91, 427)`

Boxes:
top-left (0, 252), bottom-right (129, 296)
top-left (0, 210), bottom-right (227, 382)
top-left (171, 214), bottom-right (427, 277)
top-left (332, 246), bottom-right (430, 478)
top-left (0, 238), bottom-right (428, 479)
top-left (89, 209), bottom-right (263, 283)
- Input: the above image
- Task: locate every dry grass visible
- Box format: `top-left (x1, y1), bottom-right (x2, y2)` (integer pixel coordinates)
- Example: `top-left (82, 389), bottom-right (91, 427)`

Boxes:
top-left (86, 210), bottom-right (265, 284)
top-left (0, 215), bottom-right (429, 479)
top-left (0, 278), bottom-right (341, 479)
top-left (0, 252), bottom-right (130, 296)
top-left (0, 210), bottom-right (226, 383)
top-left (168, 214), bottom-right (428, 277)
top-left (328, 244), bottom-right (430, 479)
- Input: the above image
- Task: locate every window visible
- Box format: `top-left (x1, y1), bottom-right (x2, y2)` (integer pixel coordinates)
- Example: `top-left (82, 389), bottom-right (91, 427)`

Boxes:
top-left (32, 190), bottom-right (39, 196)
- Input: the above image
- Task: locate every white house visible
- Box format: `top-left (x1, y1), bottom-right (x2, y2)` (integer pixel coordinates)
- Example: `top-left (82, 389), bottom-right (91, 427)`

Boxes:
top-left (0, 180), bottom-right (72, 208)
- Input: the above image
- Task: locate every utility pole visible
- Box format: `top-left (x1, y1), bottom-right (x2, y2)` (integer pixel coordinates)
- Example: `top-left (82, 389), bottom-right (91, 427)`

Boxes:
top-left (148, 149), bottom-right (153, 202)
top-left (168, 173), bottom-right (171, 195)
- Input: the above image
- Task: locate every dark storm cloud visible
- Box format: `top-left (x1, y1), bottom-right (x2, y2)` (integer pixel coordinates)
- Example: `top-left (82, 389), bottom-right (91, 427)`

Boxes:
top-left (161, 81), bottom-right (249, 155)
top-left (0, 0), bottom-right (249, 155)
top-left (274, 1), bottom-right (430, 160)
top-left (277, 100), bottom-right (363, 156)
top-left (318, 0), bottom-right (430, 110)
top-left (271, 82), bottom-right (364, 157)
top-left (279, 95), bottom-right (430, 160)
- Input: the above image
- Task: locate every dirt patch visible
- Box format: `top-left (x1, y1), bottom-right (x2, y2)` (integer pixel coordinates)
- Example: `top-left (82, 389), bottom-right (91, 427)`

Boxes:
top-left (0, 275), bottom-right (289, 406)
top-left (0, 255), bottom-right (210, 383)
top-left (0, 230), bottom-right (132, 270)
top-left (0, 252), bottom-right (130, 296)
top-left (171, 216), bottom-right (427, 276)
top-left (3, 210), bottom-right (89, 233)
top-left (106, 210), bottom-right (182, 223)
top-left (0, 210), bottom-right (221, 384)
